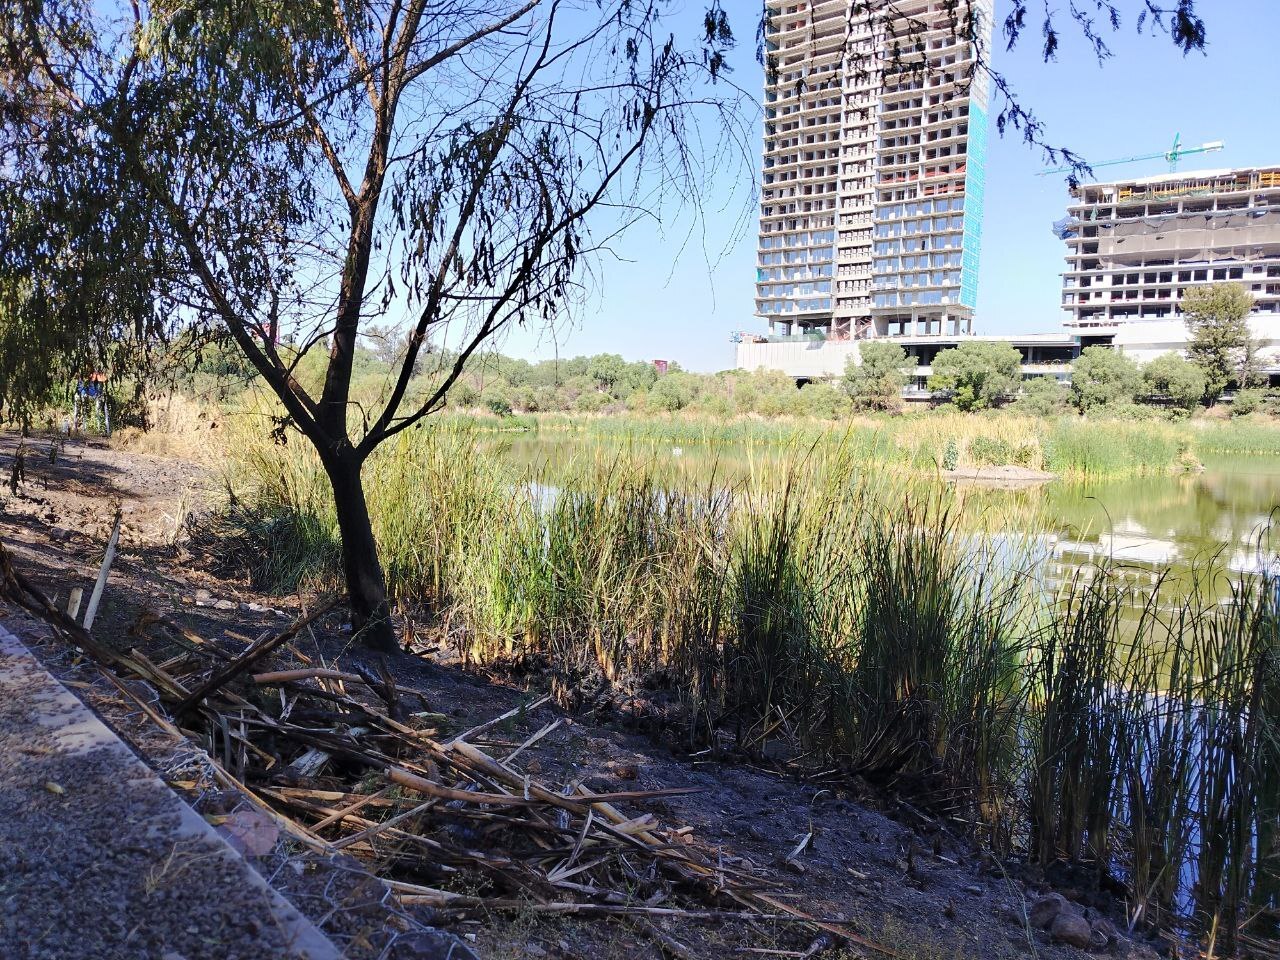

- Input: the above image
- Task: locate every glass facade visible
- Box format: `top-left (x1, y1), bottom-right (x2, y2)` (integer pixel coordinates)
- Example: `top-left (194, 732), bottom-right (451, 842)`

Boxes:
top-left (960, 101), bottom-right (988, 309)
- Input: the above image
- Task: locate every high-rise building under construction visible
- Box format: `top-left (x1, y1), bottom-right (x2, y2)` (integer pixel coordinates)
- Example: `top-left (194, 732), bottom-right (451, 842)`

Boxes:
top-left (755, 0), bottom-right (993, 340)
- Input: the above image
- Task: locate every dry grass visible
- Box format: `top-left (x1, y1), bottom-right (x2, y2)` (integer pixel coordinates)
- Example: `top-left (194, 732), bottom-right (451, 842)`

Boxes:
top-left (111, 393), bottom-right (223, 462)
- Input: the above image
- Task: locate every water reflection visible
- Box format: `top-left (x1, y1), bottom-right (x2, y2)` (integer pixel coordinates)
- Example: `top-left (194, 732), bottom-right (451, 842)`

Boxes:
top-left (495, 436), bottom-right (1280, 586)
top-left (983, 455), bottom-right (1280, 580)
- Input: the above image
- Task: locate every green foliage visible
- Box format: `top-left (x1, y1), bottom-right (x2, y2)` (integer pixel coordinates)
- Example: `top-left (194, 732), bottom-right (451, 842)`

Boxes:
top-left (1142, 352), bottom-right (1206, 413)
top-left (477, 378), bottom-right (512, 417)
top-left (442, 356), bottom-right (844, 421)
top-left (927, 341), bottom-right (1022, 411)
top-left (794, 381), bottom-right (850, 419)
top-left (484, 394), bottom-right (513, 417)
top-left (1013, 376), bottom-right (1068, 416)
top-left (842, 341), bottom-right (912, 411)
top-left (1183, 283), bottom-right (1257, 401)
top-left (968, 436), bottom-right (1013, 466)
top-left (1231, 388), bottom-right (1264, 417)
top-left (572, 389), bottom-right (610, 413)
top-left (1044, 418), bottom-right (1179, 475)
top-left (586, 354), bottom-right (628, 390)
top-left (647, 371), bottom-right (700, 412)
top-left (940, 439), bottom-right (960, 470)
top-left (1070, 346), bottom-right (1142, 413)
top-left (1194, 418), bottom-right (1280, 455)
top-left (1098, 400), bottom-right (1164, 421)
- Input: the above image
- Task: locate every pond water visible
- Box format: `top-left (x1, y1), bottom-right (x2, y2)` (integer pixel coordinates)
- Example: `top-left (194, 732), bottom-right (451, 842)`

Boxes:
top-left (494, 435), bottom-right (1280, 588)
top-left (977, 453), bottom-right (1280, 577)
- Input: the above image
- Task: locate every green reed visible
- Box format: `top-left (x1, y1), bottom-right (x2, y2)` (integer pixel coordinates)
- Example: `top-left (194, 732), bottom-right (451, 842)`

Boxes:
top-left (217, 419), bottom-right (1279, 951)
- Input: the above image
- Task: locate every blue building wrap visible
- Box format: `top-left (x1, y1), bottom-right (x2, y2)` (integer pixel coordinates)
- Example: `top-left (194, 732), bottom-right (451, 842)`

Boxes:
top-left (959, 102), bottom-right (988, 310)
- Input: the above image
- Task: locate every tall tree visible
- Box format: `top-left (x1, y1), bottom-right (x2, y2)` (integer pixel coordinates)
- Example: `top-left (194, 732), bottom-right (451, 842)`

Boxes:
top-left (1, 0), bottom-right (746, 651)
top-left (842, 341), bottom-right (912, 412)
top-left (928, 340), bottom-right (1023, 412)
top-left (1142, 352), bottom-right (1205, 414)
top-left (1182, 283), bottom-right (1257, 403)
top-left (1070, 345), bottom-right (1142, 414)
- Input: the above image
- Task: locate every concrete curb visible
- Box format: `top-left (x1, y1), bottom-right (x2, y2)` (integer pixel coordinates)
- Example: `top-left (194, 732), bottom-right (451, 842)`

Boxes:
top-left (0, 626), bottom-right (344, 960)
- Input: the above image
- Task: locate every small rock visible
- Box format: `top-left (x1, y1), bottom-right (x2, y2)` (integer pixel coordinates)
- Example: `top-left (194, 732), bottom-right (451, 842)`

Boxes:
top-left (389, 931), bottom-right (478, 960)
top-left (782, 858), bottom-right (806, 875)
top-left (213, 598), bottom-right (236, 610)
top-left (524, 945), bottom-right (548, 958)
top-left (218, 807), bottom-right (279, 857)
top-left (964, 884), bottom-right (983, 896)
top-left (1113, 940), bottom-right (1160, 960)
top-left (195, 589), bottom-right (212, 602)
top-left (608, 761), bottom-right (639, 781)
top-left (1029, 892), bottom-right (1069, 929)
top-left (1049, 912), bottom-right (1093, 949)
top-left (746, 825), bottom-right (766, 841)
top-left (1091, 916), bottom-right (1118, 947)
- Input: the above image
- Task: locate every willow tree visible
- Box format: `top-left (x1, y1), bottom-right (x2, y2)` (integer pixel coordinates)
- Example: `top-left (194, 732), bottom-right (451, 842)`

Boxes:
top-left (0, 0), bottom-right (1209, 651)
top-left (1, 0), bottom-right (746, 651)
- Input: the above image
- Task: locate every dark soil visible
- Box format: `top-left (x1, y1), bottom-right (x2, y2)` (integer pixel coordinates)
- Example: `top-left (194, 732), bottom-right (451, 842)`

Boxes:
top-left (0, 432), bottom-right (1165, 960)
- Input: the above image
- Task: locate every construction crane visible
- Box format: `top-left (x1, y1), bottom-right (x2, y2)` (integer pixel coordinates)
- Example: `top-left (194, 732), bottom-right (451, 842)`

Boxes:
top-left (1039, 133), bottom-right (1225, 177)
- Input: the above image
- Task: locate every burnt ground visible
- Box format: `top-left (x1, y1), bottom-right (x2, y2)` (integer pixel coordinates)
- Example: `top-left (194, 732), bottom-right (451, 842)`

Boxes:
top-left (0, 432), bottom-right (1168, 960)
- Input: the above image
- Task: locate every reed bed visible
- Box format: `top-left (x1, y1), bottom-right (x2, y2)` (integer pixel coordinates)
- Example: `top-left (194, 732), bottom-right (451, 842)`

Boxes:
top-left (1194, 419), bottom-right (1280, 457)
top-left (216, 418), bottom-right (1280, 951)
top-left (465, 410), bottom-right (1217, 479)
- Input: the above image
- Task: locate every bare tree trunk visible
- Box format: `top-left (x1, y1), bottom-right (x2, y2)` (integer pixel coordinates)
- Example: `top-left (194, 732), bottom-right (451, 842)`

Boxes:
top-left (323, 450), bottom-right (398, 653)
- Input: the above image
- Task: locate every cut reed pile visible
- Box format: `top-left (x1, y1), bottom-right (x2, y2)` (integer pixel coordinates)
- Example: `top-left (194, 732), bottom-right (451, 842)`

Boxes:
top-left (213, 418), bottom-right (1279, 952)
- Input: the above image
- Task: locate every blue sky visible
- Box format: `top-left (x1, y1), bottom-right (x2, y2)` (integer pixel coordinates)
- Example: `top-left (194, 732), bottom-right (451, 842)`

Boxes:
top-left (500, 1), bottom-right (1280, 372)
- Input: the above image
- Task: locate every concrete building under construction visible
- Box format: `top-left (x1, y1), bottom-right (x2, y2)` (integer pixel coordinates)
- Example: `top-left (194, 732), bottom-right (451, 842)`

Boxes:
top-left (1057, 165), bottom-right (1280, 362)
top-left (755, 0), bottom-right (992, 342)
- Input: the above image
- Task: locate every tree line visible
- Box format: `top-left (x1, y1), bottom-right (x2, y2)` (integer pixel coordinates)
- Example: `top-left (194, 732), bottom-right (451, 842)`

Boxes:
top-left (844, 283), bottom-right (1273, 416)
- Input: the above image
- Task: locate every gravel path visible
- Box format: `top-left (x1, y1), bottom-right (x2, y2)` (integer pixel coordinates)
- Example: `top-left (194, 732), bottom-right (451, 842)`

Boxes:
top-left (0, 627), bottom-right (341, 960)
